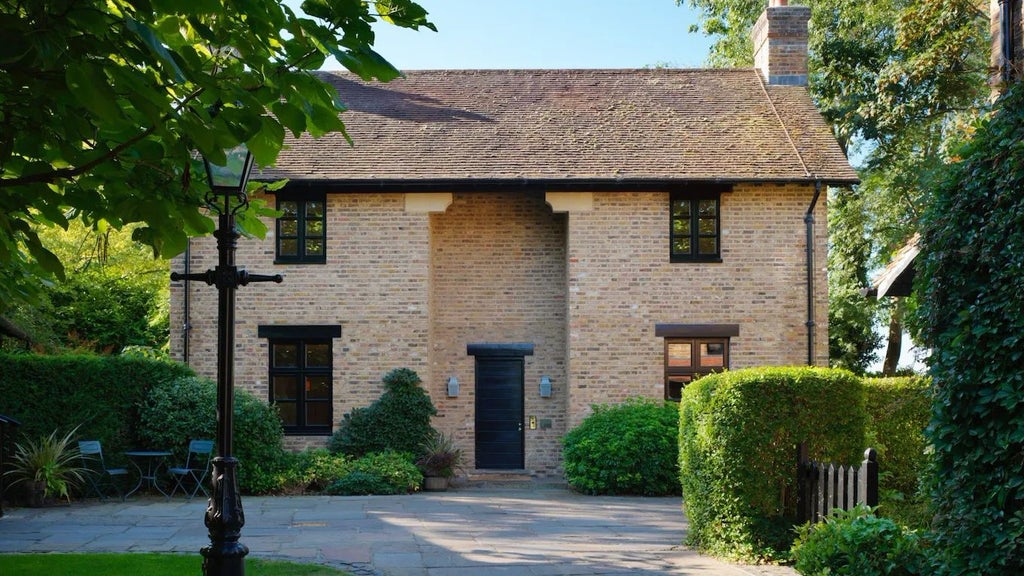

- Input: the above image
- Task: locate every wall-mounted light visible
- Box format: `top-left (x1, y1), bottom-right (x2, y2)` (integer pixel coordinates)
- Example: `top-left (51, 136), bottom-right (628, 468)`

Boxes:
top-left (447, 376), bottom-right (459, 397)
top-left (539, 375), bottom-right (552, 398)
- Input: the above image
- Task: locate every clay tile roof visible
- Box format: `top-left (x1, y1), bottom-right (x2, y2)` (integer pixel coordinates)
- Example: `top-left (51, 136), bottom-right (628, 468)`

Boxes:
top-left (257, 68), bottom-right (858, 189)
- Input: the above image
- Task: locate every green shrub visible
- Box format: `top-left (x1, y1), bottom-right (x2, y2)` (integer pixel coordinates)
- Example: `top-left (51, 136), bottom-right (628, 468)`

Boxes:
top-left (917, 83), bottom-right (1024, 576)
top-left (326, 471), bottom-right (398, 496)
top-left (679, 366), bottom-right (866, 562)
top-left (0, 353), bottom-right (191, 456)
top-left (137, 375), bottom-right (288, 494)
top-left (562, 397), bottom-right (679, 496)
top-left (863, 376), bottom-right (931, 497)
top-left (289, 449), bottom-right (352, 493)
top-left (328, 368), bottom-right (436, 457)
top-left (791, 506), bottom-right (927, 576)
top-left (349, 451), bottom-right (422, 494)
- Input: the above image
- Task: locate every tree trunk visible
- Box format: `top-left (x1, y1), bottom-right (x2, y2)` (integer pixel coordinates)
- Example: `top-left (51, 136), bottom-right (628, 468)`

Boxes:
top-left (882, 300), bottom-right (904, 375)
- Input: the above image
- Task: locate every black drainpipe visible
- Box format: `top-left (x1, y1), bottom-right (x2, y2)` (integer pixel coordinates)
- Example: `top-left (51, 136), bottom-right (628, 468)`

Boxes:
top-left (804, 180), bottom-right (823, 366)
top-left (1001, 0), bottom-right (1016, 83)
top-left (182, 239), bottom-right (191, 364)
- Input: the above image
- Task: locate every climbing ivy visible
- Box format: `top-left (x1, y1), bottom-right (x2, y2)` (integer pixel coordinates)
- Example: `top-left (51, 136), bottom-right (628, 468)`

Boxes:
top-left (917, 82), bottom-right (1024, 575)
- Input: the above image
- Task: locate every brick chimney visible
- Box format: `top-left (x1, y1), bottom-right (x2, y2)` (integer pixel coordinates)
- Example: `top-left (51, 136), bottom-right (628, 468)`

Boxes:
top-left (752, 0), bottom-right (812, 86)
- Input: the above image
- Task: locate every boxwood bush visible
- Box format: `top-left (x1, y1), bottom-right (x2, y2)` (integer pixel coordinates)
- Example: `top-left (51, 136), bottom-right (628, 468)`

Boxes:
top-left (562, 397), bottom-right (679, 496)
top-left (137, 375), bottom-right (288, 494)
top-left (679, 366), bottom-right (866, 562)
top-left (329, 368), bottom-right (436, 458)
top-left (326, 451), bottom-right (422, 495)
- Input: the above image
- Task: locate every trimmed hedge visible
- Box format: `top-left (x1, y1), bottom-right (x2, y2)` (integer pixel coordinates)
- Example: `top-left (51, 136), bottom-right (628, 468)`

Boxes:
top-left (679, 367), bottom-right (866, 562)
top-left (562, 398), bottom-right (679, 496)
top-left (863, 376), bottom-right (930, 496)
top-left (0, 353), bottom-right (192, 456)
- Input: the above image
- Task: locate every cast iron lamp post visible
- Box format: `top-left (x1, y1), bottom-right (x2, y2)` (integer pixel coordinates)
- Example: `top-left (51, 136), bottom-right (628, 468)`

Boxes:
top-left (171, 145), bottom-right (282, 576)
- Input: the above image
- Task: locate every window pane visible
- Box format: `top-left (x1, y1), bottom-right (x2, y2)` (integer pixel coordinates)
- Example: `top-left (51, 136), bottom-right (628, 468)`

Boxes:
top-left (699, 237), bottom-right (717, 255)
top-left (667, 342), bottom-right (692, 367)
top-left (305, 239), bottom-right (323, 256)
top-left (672, 218), bottom-right (691, 235)
top-left (698, 199), bottom-right (717, 217)
top-left (280, 201), bottom-right (298, 217)
top-left (700, 342), bottom-right (725, 367)
top-left (672, 199), bottom-right (691, 218)
top-left (280, 219), bottom-right (298, 236)
top-left (306, 376), bottom-right (331, 399)
top-left (306, 344), bottom-right (330, 367)
top-left (273, 344), bottom-right (298, 367)
top-left (306, 402), bottom-right (330, 427)
top-left (698, 217), bottom-right (716, 235)
top-left (279, 238), bottom-right (298, 256)
top-left (273, 376), bottom-right (298, 400)
top-left (666, 375), bottom-right (691, 402)
top-left (672, 238), bottom-right (692, 255)
top-left (276, 402), bottom-right (297, 426)
top-left (305, 201), bottom-right (324, 218)
top-left (305, 219), bottom-right (323, 236)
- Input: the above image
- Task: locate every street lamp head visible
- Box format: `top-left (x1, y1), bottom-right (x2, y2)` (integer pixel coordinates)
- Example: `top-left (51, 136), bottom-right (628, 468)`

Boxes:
top-left (203, 144), bottom-right (254, 214)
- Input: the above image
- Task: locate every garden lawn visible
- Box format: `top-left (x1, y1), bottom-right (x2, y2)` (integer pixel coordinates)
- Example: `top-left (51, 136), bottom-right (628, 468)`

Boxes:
top-left (0, 553), bottom-right (352, 575)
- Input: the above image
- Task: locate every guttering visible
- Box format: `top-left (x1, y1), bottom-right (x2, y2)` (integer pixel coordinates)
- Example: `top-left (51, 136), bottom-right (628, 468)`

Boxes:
top-left (182, 239), bottom-right (191, 364)
top-left (804, 180), bottom-right (823, 366)
top-left (258, 176), bottom-right (857, 194)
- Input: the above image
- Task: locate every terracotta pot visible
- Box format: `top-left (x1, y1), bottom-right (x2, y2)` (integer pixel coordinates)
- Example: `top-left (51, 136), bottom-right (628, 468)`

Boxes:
top-left (423, 476), bottom-right (449, 492)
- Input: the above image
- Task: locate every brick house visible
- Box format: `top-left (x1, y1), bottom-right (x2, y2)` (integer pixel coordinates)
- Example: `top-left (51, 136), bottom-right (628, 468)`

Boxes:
top-left (170, 1), bottom-right (857, 477)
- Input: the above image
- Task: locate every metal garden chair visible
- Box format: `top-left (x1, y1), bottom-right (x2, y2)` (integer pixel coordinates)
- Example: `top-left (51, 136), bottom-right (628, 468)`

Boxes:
top-left (78, 440), bottom-right (129, 501)
top-left (167, 439), bottom-right (214, 499)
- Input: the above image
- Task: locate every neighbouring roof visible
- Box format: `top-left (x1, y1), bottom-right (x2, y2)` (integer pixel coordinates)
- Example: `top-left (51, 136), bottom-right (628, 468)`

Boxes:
top-left (872, 233), bottom-right (920, 298)
top-left (257, 69), bottom-right (859, 190)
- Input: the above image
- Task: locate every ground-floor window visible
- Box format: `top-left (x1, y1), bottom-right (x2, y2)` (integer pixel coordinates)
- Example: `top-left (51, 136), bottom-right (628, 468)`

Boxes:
top-left (259, 325), bottom-right (340, 435)
top-left (655, 324), bottom-right (738, 401)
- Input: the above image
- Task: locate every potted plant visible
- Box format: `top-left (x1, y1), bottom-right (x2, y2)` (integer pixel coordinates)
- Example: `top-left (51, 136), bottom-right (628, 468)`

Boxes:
top-left (416, 430), bottom-right (463, 492)
top-left (3, 426), bottom-right (87, 507)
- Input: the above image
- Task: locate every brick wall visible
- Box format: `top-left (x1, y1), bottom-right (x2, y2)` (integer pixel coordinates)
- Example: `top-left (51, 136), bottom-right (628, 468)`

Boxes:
top-left (428, 191), bottom-right (568, 477)
top-left (170, 192), bottom-right (433, 450)
top-left (564, 184), bottom-right (828, 427)
top-left (170, 183), bottom-right (828, 473)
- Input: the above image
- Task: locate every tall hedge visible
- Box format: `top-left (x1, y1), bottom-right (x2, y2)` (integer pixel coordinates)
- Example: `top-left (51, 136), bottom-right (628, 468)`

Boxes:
top-left (863, 376), bottom-right (931, 496)
top-left (0, 353), bottom-right (192, 455)
top-left (917, 82), bottom-right (1024, 575)
top-left (679, 366), bottom-right (866, 562)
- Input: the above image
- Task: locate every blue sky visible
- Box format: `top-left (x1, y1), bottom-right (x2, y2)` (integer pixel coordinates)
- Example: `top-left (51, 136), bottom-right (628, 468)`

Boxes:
top-left (357, 0), bottom-right (714, 71)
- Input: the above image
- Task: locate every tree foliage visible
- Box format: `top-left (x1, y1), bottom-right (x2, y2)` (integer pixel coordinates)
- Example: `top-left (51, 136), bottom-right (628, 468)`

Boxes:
top-left (0, 0), bottom-right (434, 310)
top-left (917, 83), bottom-right (1024, 576)
top-left (684, 0), bottom-right (988, 369)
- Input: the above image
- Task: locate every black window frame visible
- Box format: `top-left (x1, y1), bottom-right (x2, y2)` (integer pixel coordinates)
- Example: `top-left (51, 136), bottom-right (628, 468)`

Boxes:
top-left (663, 337), bottom-right (730, 401)
top-left (260, 325), bottom-right (341, 436)
top-left (670, 189), bottom-right (723, 263)
top-left (275, 191), bottom-right (327, 264)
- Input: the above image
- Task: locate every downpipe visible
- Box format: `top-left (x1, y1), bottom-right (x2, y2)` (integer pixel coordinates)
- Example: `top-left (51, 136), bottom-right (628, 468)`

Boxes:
top-left (805, 181), bottom-right (822, 366)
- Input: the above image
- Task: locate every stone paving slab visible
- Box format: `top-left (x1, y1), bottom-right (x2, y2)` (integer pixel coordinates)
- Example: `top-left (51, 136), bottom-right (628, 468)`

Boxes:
top-left (0, 490), bottom-right (798, 576)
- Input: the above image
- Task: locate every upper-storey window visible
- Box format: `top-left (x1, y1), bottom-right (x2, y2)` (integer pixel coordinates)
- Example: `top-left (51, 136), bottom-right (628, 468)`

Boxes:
top-left (276, 192), bottom-right (326, 264)
top-left (670, 190), bottom-right (721, 262)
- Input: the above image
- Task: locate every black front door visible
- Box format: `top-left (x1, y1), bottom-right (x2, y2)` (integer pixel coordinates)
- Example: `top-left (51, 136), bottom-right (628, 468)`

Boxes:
top-left (475, 357), bottom-right (524, 469)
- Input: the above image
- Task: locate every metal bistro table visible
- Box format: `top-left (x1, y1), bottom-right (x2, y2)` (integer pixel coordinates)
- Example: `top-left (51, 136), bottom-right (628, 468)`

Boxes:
top-left (124, 450), bottom-right (172, 498)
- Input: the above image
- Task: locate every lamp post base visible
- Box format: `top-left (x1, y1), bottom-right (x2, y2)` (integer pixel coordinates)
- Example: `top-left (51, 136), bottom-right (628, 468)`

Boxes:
top-left (201, 456), bottom-right (248, 576)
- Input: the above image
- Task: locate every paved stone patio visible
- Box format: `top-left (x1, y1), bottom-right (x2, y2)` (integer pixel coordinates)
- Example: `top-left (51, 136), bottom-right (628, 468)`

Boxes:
top-left (0, 489), bottom-right (798, 575)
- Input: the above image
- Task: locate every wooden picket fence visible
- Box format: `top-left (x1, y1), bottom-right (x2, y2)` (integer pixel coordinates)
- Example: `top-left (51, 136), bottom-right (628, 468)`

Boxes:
top-left (796, 442), bottom-right (878, 524)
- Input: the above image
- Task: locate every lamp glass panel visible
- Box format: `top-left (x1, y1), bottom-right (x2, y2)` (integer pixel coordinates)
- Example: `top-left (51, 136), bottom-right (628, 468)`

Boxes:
top-left (206, 145), bottom-right (251, 188)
